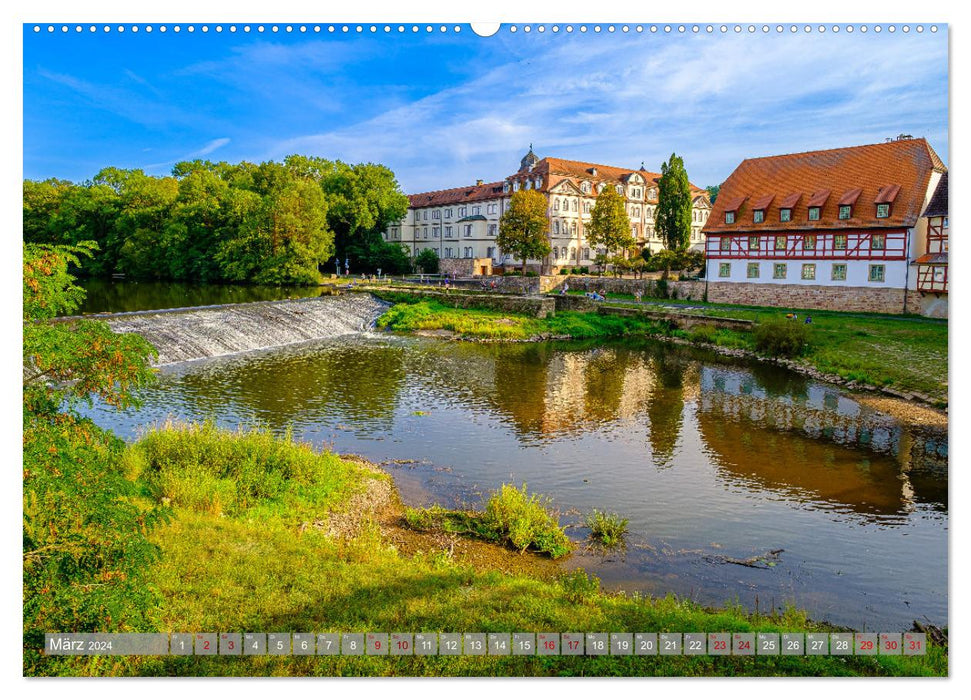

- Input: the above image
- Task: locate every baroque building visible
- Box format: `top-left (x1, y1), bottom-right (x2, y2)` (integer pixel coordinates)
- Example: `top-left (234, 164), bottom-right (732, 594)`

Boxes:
top-left (702, 138), bottom-right (947, 316)
top-left (384, 147), bottom-right (711, 272)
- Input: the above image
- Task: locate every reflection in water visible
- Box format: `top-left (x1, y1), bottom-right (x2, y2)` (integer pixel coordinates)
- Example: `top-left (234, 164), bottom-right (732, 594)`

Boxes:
top-left (87, 333), bottom-right (948, 630)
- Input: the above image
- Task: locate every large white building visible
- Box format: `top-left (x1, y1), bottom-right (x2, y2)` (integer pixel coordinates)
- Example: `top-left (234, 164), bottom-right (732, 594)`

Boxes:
top-left (702, 138), bottom-right (947, 316)
top-left (385, 148), bottom-right (711, 272)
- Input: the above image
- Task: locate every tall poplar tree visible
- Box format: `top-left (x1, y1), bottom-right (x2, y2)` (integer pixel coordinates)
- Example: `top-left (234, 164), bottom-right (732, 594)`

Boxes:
top-left (655, 153), bottom-right (693, 252)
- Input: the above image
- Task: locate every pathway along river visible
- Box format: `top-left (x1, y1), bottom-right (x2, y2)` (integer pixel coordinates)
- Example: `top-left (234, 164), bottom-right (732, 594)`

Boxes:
top-left (79, 291), bottom-right (948, 633)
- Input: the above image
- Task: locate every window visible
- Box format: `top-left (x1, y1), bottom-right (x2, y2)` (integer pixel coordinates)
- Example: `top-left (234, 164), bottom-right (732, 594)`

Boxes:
top-left (615, 185), bottom-right (624, 195)
top-left (583, 248), bottom-right (590, 260)
top-left (803, 234), bottom-right (816, 250)
top-left (747, 263), bottom-right (760, 278)
top-left (512, 181), bottom-right (520, 192)
top-left (834, 234), bottom-right (847, 250)
top-left (775, 235), bottom-right (787, 251)
top-left (432, 210), bottom-right (440, 219)
top-left (839, 205), bottom-right (851, 220)
top-left (801, 263), bottom-right (816, 280)
top-left (725, 211), bottom-right (736, 224)
top-left (572, 200), bottom-right (578, 211)
top-left (445, 226), bottom-right (453, 238)
top-left (719, 262), bottom-right (731, 277)
top-left (433, 226), bottom-right (440, 238)
top-left (780, 208), bottom-right (792, 222)
top-left (831, 263), bottom-right (847, 281)
top-left (876, 203), bottom-right (890, 218)
top-left (581, 181), bottom-right (591, 194)
top-left (808, 207), bottom-right (820, 221)
top-left (445, 208), bottom-right (452, 218)
top-left (459, 206), bottom-right (467, 217)
top-left (423, 227), bottom-right (428, 239)
top-left (570, 247), bottom-right (577, 260)
top-left (773, 263), bottom-right (787, 279)
top-left (933, 266), bottom-right (946, 283)
top-left (571, 222), bottom-right (577, 235)
top-left (748, 235), bottom-right (760, 250)
top-left (649, 188), bottom-right (657, 199)
top-left (583, 202), bottom-right (591, 214)
top-left (720, 237), bottom-right (731, 251)
top-left (646, 207), bottom-right (654, 221)
top-left (871, 233), bottom-right (885, 250)
top-left (869, 264), bottom-right (885, 282)
top-left (472, 206), bottom-right (481, 215)
top-left (488, 224), bottom-right (497, 236)
top-left (554, 198), bottom-right (560, 211)
top-left (534, 177), bottom-right (542, 188)
top-left (464, 224), bottom-right (472, 237)
top-left (753, 210), bottom-right (765, 224)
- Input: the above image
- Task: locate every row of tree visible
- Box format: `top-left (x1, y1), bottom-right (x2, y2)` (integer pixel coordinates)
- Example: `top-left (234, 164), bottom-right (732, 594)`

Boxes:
top-left (23, 156), bottom-right (411, 284)
top-left (497, 153), bottom-right (697, 274)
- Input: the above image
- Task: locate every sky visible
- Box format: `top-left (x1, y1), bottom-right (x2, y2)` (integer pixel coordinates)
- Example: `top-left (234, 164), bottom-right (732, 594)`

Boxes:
top-left (23, 22), bottom-right (949, 195)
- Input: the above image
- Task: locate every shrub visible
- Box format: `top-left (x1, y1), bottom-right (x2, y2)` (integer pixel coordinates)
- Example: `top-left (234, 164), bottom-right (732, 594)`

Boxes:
top-left (654, 278), bottom-right (669, 298)
top-left (580, 266), bottom-right (590, 274)
top-left (688, 323), bottom-right (718, 345)
top-left (753, 318), bottom-right (812, 357)
top-left (586, 510), bottom-right (629, 548)
top-left (484, 484), bottom-right (572, 558)
top-left (414, 248), bottom-right (440, 274)
top-left (559, 269), bottom-right (569, 275)
top-left (559, 569), bottom-right (601, 603)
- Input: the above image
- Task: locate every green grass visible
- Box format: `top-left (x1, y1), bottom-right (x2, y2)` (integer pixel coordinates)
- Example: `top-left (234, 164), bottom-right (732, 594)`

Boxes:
top-left (586, 510), bottom-right (630, 549)
top-left (405, 484), bottom-right (572, 558)
top-left (33, 424), bottom-right (946, 677)
top-left (377, 300), bottom-right (669, 341)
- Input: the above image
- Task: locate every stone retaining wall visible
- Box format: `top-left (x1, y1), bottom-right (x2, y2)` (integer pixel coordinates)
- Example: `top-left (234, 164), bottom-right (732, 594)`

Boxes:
top-left (374, 288), bottom-right (555, 318)
top-left (705, 282), bottom-right (909, 314)
top-left (596, 306), bottom-right (755, 331)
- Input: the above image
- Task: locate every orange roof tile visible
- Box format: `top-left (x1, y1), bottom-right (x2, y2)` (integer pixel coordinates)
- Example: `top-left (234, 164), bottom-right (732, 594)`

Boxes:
top-left (704, 138), bottom-right (945, 233)
top-left (408, 181), bottom-right (505, 208)
top-left (838, 187), bottom-right (863, 206)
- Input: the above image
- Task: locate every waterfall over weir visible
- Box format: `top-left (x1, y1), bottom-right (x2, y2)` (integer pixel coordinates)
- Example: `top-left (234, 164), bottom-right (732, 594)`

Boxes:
top-left (101, 294), bottom-right (389, 365)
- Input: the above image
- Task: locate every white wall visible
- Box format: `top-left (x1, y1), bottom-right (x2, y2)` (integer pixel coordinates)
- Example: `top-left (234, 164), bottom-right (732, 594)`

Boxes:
top-left (710, 258), bottom-right (908, 288)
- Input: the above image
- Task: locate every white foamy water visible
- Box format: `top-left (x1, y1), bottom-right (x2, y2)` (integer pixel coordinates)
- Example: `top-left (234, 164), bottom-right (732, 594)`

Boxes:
top-left (104, 294), bottom-right (388, 365)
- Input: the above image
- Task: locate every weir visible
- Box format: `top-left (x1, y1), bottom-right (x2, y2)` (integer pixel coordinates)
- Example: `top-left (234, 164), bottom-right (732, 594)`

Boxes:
top-left (98, 294), bottom-right (388, 365)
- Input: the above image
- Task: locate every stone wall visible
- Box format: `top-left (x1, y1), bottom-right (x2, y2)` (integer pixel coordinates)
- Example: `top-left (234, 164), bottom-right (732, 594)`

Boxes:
top-left (596, 306), bottom-right (755, 331)
top-left (906, 292), bottom-right (948, 318)
top-left (548, 276), bottom-right (706, 301)
top-left (440, 257), bottom-right (493, 277)
top-left (706, 282), bottom-right (908, 314)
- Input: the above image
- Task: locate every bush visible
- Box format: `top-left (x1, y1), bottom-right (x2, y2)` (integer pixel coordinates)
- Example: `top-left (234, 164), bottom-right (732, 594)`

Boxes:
top-left (654, 278), bottom-right (669, 298)
top-left (580, 266), bottom-right (590, 274)
top-left (559, 269), bottom-right (569, 275)
top-left (586, 510), bottom-right (629, 548)
top-left (688, 323), bottom-right (719, 344)
top-left (484, 484), bottom-right (572, 558)
top-left (753, 318), bottom-right (812, 357)
top-left (414, 248), bottom-right (439, 274)
top-left (559, 569), bottom-right (601, 603)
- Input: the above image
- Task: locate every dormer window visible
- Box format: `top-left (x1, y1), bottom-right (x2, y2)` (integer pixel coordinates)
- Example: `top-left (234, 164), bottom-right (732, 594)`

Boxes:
top-left (876, 203), bottom-right (890, 218)
top-left (513, 181), bottom-right (520, 192)
top-left (581, 181), bottom-right (591, 194)
top-left (725, 211), bottom-right (735, 224)
top-left (873, 185), bottom-right (899, 220)
top-left (808, 207), bottom-right (821, 221)
top-left (780, 208), bottom-right (792, 222)
top-left (534, 177), bottom-right (542, 188)
top-left (839, 205), bottom-right (852, 220)
top-left (753, 210), bottom-right (765, 224)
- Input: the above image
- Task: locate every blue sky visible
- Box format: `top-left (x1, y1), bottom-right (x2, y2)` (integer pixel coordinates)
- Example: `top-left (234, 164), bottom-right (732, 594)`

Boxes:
top-left (23, 24), bottom-right (948, 193)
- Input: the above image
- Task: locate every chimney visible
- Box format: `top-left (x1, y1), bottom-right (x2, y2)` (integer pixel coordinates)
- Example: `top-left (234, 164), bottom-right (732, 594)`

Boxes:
top-left (476, 179), bottom-right (483, 186)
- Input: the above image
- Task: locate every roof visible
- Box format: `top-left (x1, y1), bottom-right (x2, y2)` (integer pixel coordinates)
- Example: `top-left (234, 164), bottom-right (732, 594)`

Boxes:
top-left (408, 181), bottom-right (505, 208)
top-left (457, 214), bottom-right (487, 222)
top-left (513, 156), bottom-right (709, 200)
top-left (922, 171), bottom-right (948, 218)
top-left (914, 252), bottom-right (948, 265)
top-left (703, 138), bottom-right (946, 234)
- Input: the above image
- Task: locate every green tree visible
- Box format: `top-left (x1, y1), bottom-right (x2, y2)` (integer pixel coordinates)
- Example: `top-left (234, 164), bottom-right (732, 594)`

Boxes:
top-left (706, 184), bottom-right (720, 204)
top-left (655, 153), bottom-right (693, 252)
top-left (587, 186), bottom-right (634, 259)
top-left (414, 248), bottom-right (440, 274)
top-left (497, 189), bottom-right (551, 275)
top-left (23, 243), bottom-right (166, 671)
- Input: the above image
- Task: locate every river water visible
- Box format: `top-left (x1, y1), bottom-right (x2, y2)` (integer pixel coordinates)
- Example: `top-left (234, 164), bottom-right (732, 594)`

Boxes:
top-left (81, 322), bottom-right (948, 632)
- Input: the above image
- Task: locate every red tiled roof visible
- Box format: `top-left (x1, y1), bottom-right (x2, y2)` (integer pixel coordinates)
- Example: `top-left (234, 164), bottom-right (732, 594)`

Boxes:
top-left (922, 172), bottom-right (948, 218)
top-left (838, 188), bottom-right (863, 206)
top-left (914, 252), bottom-right (948, 265)
top-left (779, 192), bottom-right (801, 208)
top-left (807, 189), bottom-right (831, 207)
top-left (750, 194), bottom-right (774, 210)
top-left (874, 184), bottom-right (901, 204)
top-left (704, 138), bottom-right (945, 233)
top-left (408, 181), bottom-right (505, 208)
top-left (721, 196), bottom-right (746, 212)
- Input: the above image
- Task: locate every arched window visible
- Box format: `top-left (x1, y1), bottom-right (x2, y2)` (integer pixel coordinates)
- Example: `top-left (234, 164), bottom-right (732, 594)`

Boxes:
top-left (552, 247), bottom-right (559, 260)
top-left (581, 181), bottom-right (591, 194)
top-left (572, 199), bottom-right (578, 211)
top-left (554, 198), bottom-right (560, 211)
top-left (571, 221), bottom-right (577, 235)
top-left (554, 220), bottom-right (560, 234)
top-left (570, 247), bottom-right (577, 260)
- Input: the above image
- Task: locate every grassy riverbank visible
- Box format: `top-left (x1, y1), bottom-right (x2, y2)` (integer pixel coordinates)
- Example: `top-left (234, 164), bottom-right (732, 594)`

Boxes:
top-left (33, 423), bottom-right (946, 677)
top-left (376, 297), bottom-right (948, 406)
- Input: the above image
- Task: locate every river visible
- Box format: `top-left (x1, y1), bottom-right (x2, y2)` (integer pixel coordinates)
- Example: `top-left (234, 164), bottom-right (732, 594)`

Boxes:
top-left (78, 300), bottom-right (948, 632)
